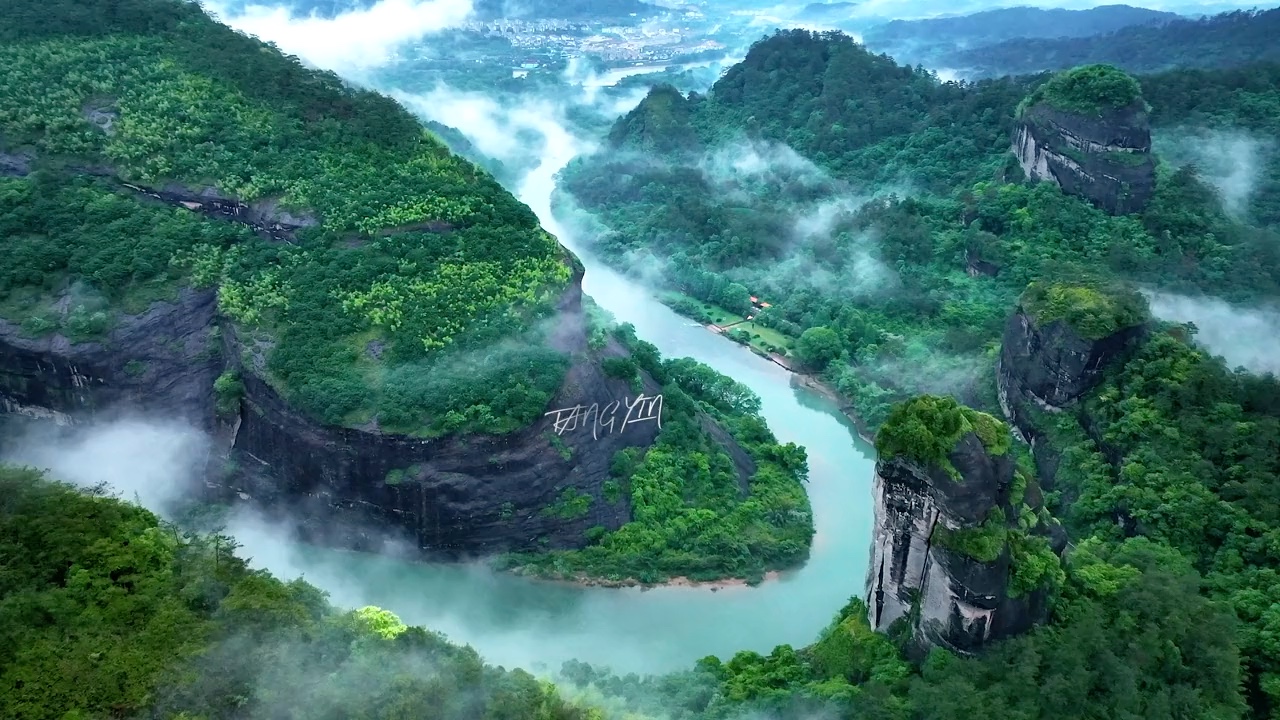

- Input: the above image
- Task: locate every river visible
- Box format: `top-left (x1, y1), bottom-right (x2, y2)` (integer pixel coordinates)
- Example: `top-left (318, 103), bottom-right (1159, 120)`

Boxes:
top-left (223, 78), bottom-right (877, 678)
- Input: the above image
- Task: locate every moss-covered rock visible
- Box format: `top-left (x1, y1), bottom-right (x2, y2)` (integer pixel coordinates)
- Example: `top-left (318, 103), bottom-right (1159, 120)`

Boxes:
top-left (1020, 282), bottom-right (1149, 341)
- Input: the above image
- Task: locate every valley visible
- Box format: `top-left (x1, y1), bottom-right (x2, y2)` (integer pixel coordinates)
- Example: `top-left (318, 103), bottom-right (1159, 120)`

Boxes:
top-left (3, 0), bottom-right (1280, 719)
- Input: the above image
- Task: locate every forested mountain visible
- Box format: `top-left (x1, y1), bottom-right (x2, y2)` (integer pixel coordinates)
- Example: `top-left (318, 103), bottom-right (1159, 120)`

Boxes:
top-left (861, 4), bottom-right (1179, 69)
top-left (0, 0), bottom-right (816, 586)
top-left (0, 468), bottom-right (601, 719)
top-left (946, 7), bottom-right (1280, 77)
top-left (559, 28), bottom-right (1280, 716)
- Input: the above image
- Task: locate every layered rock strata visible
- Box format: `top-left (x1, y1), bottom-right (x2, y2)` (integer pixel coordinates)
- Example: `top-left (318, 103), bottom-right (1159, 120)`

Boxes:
top-left (996, 305), bottom-right (1146, 487)
top-left (1013, 100), bottom-right (1156, 215)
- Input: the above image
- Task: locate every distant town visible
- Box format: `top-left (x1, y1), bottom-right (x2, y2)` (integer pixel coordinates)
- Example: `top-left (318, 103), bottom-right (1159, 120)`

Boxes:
top-left (458, 6), bottom-right (729, 68)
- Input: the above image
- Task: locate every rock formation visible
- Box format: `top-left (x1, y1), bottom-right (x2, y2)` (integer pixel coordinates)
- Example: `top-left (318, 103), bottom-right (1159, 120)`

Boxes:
top-left (0, 180), bottom-right (754, 560)
top-left (1012, 65), bottom-right (1157, 215)
top-left (866, 396), bottom-right (1063, 657)
top-left (997, 282), bottom-right (1148, 486)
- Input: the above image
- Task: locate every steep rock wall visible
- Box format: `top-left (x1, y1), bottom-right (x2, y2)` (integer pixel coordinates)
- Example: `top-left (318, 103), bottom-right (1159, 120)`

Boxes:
top-left (866, 433), bottom-right (1051, 656)
top-left (996, 307), bottom-right (1145, 486)
top-left (1013, 101), bottom-right (1156, 215)
top-left (0, 287), bottom-right (222, 426)
top-left (219, 273), bottom-right (667, 557)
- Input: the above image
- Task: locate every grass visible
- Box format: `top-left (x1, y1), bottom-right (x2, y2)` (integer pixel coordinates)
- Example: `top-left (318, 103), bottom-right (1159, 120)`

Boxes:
top-left (659, 290), bottom-right (796, 357)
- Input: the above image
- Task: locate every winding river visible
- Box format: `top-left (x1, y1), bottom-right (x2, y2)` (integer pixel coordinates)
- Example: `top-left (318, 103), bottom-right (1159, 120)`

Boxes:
top-left (226, 81), bottom-right (877, 677)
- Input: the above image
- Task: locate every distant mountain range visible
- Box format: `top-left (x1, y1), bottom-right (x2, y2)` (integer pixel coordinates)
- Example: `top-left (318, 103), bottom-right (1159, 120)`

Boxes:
top-left (860, 4), bottom-right (1179, 68)
top-left (943, 7), bottom-right (1280, 77)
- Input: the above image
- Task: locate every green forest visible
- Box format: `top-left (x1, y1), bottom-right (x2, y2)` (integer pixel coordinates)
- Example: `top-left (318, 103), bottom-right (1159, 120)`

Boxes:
top-left (0, 0), bottom-right (823, 588)
top-left (7, 1), bottom-right (1280, 719)
top-left (947, 8), bottom-right (1280, 78)
top-left (505, 316), bottom-right (812, 584)
top-left (559, 30), bottom-right (1280, 428)
top-left (0, 0), bottom-right (573, 433)
top-left (552, 26), bottom-right (1280, 719)
top-left (0, 468), bottom-right (604, 720)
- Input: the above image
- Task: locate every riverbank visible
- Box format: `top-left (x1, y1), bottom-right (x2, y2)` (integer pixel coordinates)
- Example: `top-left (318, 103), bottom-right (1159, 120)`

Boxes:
top-left (504, 564), bottom-right (784, 591)
top-left (654, 291), bottom-right (878, 446)
top-left (788, 373), bottom-right (877, 446)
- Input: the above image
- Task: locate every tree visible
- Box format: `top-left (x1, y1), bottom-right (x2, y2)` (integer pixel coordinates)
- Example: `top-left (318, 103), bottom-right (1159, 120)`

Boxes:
top-left (795, 326), bottom-right (843, 370)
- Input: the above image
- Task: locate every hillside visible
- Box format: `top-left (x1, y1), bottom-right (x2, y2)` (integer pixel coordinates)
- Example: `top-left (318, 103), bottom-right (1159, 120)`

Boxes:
top-left (561, 30), bottom-right (1280, 421)
top-left (0, 0), bottom-right (813, 584)
top-left (861, 4), bottom-right (1178, 69)
top-left (946, 7), bottom-right (1280, 77)
top-left (559, 31), bottom-right (1280, 714)
top-left (0, 468), bottom-right (599, 720)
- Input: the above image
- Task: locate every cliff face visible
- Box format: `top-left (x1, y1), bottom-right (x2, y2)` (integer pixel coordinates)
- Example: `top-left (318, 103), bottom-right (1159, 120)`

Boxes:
top-left (220, 273), bottom-right (668, 557)
top-left (0, 288), bottom-right (222, 426)
top-left (1013, 101), bottom-right (1156, 215)
top-left (0, 270), bottom-right (699, 556)
top-left (866, 431), bottom-right (1054, 657)
top-left (997, 306), bottom-right (1145, 486)
top-left (0, 179), bottom-right (753, 559)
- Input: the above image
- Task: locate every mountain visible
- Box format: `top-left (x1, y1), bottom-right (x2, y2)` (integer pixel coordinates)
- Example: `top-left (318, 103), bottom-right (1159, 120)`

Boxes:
top-left (860, 4), bottom-right (1179, 68)
top-left (0, 0), bottom-right (812, 584)
top-left (559, 27), bottom-right (1280, 716)
top-left (945, 7), bottom-right (1280, 77)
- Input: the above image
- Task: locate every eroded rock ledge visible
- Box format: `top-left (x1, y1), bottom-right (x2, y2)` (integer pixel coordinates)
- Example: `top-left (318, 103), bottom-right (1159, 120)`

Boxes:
top-left (996, 284), bottom-right (1148, 488)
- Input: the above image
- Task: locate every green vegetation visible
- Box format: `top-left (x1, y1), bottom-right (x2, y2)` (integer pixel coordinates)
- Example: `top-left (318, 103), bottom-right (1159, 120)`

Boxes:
top-left (2, 462), bottom-right (1245, 718)
top-left (946, 8), bottom-right (1280, 78)
top-left (0, 467), bottom-right (600, 720)
top-left (932, 507), bottom-right (1008, 562)
top-left (213, 369), bottom-right (243, 416)
top-left (1020, 282), bottom-right (1149, 339)
top-left (549, 433), bottom-right (573, 461)
top-left (0, 0), bottom-right (572, 432)
top-left (555, 27), bottom-right (1280, 717)
top-left (505, 324), bottom-right (812, 584)
top-left (561, 28), bottom-right (1280, 435)
top-left (1026, 64), bottom-right (1144, 115)
top-left (542, 487), bottom-right (592, 520)
top-left (874, 396), bottom-right (1011, 479)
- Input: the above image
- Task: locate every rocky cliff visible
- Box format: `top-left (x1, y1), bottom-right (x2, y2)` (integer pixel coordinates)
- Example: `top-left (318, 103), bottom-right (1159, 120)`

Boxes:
top-left (1013, 101), bottom-right (1156, 215)
top-left (1012, 64), bottom-right (1157, 216)
top-left (0, 178), bottom-right (754, 560)
top-left (865, 396), bottom-right (1063, 657)
top-left (996, 283), bottom-right (1148, 487)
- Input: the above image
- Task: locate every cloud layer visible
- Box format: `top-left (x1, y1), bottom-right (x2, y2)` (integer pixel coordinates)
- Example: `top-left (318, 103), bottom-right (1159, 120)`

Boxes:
top-left (203, 0), bottom-right (475, 74)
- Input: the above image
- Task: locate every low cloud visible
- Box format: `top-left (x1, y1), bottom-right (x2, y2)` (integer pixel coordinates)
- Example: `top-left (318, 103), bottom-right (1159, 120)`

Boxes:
top-left (1146, 291), bottom-right (1280, 375)
top-left (1155, 127), bottom-right (1273, 220)
top-left (1, 417), bottom-right (211, 520)
top-left (202, 0), bottom-right (475, 74)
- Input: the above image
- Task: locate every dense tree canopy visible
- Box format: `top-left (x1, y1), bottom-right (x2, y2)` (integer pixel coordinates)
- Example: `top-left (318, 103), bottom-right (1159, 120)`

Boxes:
top-left (557, 24), bottom-right (1280, 720)
top-left (0, 467), bottom-right (601, 720)
top-left (0, 0), bottom-right (572, 432)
